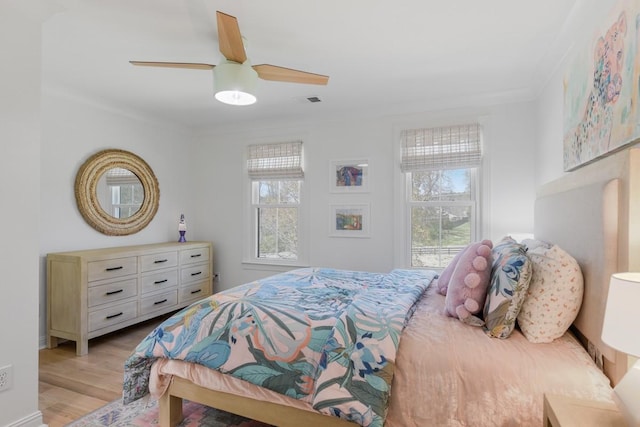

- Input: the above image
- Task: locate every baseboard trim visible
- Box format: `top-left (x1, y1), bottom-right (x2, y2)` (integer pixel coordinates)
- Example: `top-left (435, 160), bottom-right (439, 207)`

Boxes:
top-left (5, 410), bottom-right (45, 427)
top-left (39, 334), bottom-right (47, 350)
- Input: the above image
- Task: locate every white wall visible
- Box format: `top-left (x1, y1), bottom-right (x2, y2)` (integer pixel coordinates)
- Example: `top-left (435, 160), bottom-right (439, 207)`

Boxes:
top-left (483, 103), bottom-right (537, 239)
top-left (0, 2), bottom-right (45, 426)
top-left (191, 101), bottom-right (537, 292)
top-left (38, 93), bottom-right (197, 345)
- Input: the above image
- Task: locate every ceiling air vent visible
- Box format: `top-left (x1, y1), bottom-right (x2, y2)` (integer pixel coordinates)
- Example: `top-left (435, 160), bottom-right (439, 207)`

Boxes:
top-left (293, 95), bottom-right (323, 104)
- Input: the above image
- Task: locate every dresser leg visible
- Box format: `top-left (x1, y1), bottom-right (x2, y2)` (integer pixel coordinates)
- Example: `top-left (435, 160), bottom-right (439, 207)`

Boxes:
top-left (76, 339), bottom-right (88, 356)
top-left (47, 335), bottom-right (58, 349)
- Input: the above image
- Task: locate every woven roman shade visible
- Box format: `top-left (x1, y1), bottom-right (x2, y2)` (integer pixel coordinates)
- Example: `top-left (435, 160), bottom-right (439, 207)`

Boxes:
top-left (247, 141), bottom-right (304, 180)
top-left (105, 167), bottom-right (140, 186)
top-left (400, 124), bottom-right (482, 172)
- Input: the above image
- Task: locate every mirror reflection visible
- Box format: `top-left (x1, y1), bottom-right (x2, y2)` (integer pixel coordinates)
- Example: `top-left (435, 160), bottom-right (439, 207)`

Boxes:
top-left (96, 167), bottom-right (145, 219)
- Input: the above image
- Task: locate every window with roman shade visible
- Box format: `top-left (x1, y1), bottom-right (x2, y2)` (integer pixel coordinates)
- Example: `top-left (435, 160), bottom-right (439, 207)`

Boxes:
top-left (400, 123), bottom-right (482, 269)
top-left (246, 140), bottom-right (306, 264)
top-left (100, 167), bottom-right (143, 219)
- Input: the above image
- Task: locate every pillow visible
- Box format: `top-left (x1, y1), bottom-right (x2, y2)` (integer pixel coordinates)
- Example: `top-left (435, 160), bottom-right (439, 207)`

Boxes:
top-left (483, 236), bottom-right (532, 339)
top-left (521, 238), bottom-right (552, 253)
top-left (516, 244), bottom-right (583, 343)
top-left (444, 240), bottom-right (493, 326)
top-left (436, 247), bottom-right (466, 296)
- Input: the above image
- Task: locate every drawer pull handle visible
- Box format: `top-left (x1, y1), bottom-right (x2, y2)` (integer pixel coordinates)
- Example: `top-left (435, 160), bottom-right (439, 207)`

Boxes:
top-left (190, 254), bottom-right (202, 258)
top-left (154, 279), bottom-right (168, 284)
top-left (190, 289), bottom-right (202, 294)
top-left (191, 271), bottom-right (202, 276)
top-left (106, 289), bottom-right (124, 296)
top-left (106, 266), bottom-right (124, 272)
top-left (154, 299), bottom-right (168, 305)
top-left (154, 259), bottom-right (168, 264)
top-left (106, 312), bottom-right (123, 319)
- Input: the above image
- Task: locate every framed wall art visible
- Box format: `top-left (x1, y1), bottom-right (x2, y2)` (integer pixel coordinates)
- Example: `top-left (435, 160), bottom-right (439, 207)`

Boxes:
top-left (330, 204), bottom-right (370, 238)
top-left (330, 159), bottom-right (370, 192)
top-left (563, 0), bottom-right (640, 171)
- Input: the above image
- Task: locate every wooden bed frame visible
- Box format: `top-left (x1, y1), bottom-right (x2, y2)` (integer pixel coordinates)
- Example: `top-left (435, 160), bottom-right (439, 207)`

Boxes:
top-left (159, 147), bottom-right (640, 426)
top-left (160, 376), bottom-right (357, 427)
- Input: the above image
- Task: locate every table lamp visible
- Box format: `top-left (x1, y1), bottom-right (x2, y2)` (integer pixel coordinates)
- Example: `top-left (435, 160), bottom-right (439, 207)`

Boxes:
top-left (602, 272), bottom-right (640, 427)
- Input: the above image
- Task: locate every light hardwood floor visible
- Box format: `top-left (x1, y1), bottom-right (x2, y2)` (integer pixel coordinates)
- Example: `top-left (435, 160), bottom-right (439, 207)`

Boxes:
top-left (39, 315), bottom-right (169, 427)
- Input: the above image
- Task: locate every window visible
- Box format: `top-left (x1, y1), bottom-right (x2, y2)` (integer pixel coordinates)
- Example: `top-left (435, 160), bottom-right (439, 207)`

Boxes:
top-left (246, 141), bottom-right (305, 264)
top-left (110, 182), bottom-right (143, 218)
top-left (252, 180), bottom-right (300, 259)
top-left (101, 168), bottom-right (144, 219)
top-left (401, 124), bottom-right (482, 269)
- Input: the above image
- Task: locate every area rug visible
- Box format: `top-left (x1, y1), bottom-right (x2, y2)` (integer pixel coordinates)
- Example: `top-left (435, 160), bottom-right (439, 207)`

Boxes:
top-left (66, 396), bottom-right (272, 427)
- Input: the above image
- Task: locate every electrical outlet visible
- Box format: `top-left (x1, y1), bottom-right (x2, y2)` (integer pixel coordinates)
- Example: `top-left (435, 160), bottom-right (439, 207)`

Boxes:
top-left (0, 365), bottom-right (13, 392)
top-left (213, 272), bottom-right (220, 282)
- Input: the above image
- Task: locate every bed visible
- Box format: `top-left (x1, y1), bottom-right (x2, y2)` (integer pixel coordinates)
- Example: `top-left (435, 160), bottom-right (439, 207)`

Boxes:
top-left (123, 147), bottom-right (640, 427)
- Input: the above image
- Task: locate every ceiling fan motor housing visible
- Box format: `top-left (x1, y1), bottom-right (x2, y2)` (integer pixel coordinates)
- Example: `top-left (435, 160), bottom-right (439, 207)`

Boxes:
top-left (213, 61), bottom-right (258, 105)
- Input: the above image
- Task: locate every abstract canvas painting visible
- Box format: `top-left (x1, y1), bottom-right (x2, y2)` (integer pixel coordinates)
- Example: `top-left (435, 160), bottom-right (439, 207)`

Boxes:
top-left (563, 0), bottom-right (640, 171)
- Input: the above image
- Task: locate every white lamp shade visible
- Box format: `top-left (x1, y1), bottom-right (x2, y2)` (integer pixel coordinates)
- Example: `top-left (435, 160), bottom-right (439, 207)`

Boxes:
top-left (602, 272), bottom-right (640, 357)
top-left (213, 61), bottom-right (257, 106)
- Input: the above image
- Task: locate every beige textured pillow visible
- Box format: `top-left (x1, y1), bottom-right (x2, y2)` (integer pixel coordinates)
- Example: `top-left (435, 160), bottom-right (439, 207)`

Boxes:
top-left (517, 244), bottom-right (583, 343)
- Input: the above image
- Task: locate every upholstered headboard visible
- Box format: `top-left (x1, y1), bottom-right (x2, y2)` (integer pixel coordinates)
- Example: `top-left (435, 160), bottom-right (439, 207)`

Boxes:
top-left (534, 147), bottom-right (640, 385)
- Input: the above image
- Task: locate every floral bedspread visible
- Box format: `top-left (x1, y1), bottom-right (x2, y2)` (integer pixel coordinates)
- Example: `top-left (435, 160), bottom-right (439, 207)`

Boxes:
top-left (123, 267), bottom-right (435, 427)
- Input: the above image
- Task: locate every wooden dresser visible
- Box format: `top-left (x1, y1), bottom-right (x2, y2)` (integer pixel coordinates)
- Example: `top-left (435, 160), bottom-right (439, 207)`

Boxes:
top-left (46, 241), bottom-right (213, 355)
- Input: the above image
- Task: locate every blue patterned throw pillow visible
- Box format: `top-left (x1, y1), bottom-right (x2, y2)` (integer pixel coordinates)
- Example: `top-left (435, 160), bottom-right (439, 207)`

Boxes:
top-left (483, 236), bottom-right (532, 339)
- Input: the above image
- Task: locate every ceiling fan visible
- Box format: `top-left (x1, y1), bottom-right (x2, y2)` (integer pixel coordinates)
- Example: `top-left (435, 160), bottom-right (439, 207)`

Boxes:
top-left (130, 11), bottom-right (329, 106)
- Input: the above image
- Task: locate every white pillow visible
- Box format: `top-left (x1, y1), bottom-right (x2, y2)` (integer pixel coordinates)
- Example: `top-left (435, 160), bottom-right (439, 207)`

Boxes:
top-left (521, 238), bottom-right (552, 252)
top-left (517, 244), bottom-right (583, 343)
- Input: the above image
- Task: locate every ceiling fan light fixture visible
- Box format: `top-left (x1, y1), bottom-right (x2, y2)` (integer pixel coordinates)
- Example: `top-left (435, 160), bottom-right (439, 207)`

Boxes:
top-left (214, 61), bottom-right (258, 106)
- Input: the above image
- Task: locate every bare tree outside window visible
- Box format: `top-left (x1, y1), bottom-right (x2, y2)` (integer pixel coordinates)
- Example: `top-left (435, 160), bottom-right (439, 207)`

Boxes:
top-left (409, 169), bottom-right (475, 268)
top-left (255, 180), bottom-right (300, 260)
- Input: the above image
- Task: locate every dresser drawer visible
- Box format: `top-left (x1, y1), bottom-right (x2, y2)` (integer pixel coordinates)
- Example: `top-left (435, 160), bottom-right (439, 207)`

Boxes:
top-left (140, 251), bottom-right (178, 272)
top-left (180, 247), bottom-right (210, 265)
top-left (89, 301), bottom-right (137, 332)
top-left (88, 257), bottom-right (137, 282)
top-left (88, 278), bottom-right (137, 307)
top-left (140, 290), bottom-right (178, 315)
top-left (179, 281), bottom-right (211, 304)
top-left (181, 263), bottom-right (210, 284)
top-left (141, 270), bottom-right (178, 294)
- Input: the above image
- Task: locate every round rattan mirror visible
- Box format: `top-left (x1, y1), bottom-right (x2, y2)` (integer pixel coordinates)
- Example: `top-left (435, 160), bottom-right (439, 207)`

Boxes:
top-left (75, 149), bottom-right (159, 236)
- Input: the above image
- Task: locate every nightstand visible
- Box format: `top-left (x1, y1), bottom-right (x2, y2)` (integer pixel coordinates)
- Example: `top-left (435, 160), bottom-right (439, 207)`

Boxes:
top-left (543, 394), bottom-right (627, 427)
